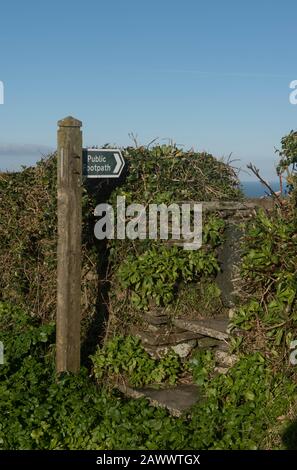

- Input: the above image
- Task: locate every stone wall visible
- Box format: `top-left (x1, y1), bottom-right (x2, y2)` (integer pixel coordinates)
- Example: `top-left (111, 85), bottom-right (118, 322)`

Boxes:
top-left (203, 198), bottom-right (274, 308)
top-left (125, 198), bottom-right (275, 378)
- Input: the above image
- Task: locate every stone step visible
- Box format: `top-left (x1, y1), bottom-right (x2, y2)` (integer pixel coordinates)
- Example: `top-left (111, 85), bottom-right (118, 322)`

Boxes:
top-left (197, 336), bottom-right (228, 350)
top-left (172, 317), bottom-right (229, 341)
top-left (143, 339), bottom-right (197, 359)
top-left (143, 312), bottom-right (168, 326)
top-left (136, 328), bottom-right (203, 347)
top-left (117, 383), bottom-right (202, 417)
top-left (214, 349), bottom-right (237, 368)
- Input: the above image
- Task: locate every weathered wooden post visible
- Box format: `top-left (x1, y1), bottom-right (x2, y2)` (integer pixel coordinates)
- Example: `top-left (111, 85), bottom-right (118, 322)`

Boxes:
top-left (56, 116), bottom-right (82, 373)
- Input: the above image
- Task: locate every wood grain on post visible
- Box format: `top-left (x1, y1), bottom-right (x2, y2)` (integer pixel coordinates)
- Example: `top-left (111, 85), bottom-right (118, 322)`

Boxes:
top-left (56, 116), bottom-right (82, 373)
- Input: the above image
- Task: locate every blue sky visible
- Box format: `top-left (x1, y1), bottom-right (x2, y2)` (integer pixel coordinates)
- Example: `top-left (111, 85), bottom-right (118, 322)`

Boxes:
top-left (0, 0), bottom-right (296, 180)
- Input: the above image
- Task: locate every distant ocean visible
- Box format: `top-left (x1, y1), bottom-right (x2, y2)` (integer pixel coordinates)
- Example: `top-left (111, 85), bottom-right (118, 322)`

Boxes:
top-left (240, 181), bottom-right (287, 198)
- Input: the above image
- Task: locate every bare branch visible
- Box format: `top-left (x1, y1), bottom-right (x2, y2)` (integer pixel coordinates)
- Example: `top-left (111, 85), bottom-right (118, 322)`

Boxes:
top-left (246, 163), bottom-right (283, 206)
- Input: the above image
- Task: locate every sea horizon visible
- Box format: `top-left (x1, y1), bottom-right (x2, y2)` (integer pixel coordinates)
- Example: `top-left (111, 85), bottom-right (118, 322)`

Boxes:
top-left (240, 180), bottom-right (287, 198)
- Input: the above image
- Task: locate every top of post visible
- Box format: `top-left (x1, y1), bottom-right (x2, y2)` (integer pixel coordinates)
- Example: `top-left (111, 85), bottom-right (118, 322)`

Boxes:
top-left (58, 116), bottom-right (82, 128)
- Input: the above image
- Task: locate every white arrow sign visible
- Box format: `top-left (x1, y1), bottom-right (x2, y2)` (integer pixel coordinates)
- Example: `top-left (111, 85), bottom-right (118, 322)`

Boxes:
top-left (114, 153), bottom-right (123, 174)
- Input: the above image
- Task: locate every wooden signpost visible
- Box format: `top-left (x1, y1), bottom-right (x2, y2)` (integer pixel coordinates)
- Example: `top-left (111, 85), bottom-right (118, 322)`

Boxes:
top-left (56, 116), bottom-right (125, 373)
top-left (56, 117), bottom-right (82, 373)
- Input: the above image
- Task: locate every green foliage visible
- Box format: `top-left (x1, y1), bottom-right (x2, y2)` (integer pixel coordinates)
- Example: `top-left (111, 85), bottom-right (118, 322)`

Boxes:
top-left (1, 358), bottom-right (188, 450)
top-left (187, 353), bottom-right (296, 449)
top-left (0, 302), bottom-right (55, 378)
top-left (0, 302), bottom-right (189, 450)
top-left (169, 280), bottom-right (223, 319)
top-left (0, 146), bottom-right (240, 326)
top-left (1, 302), bottom-right (296, 450)
top-left (232, 300), bottom-right (262, 331)
top-left (106, 145), bottom-right (239, 323)
top-left (117, 216), bottom-right (224, 310)
top-left (231, 207), bottom-right (297, 354)
top-left (118, 245), bottom-right (220, 310)
top-left (111, 145), bottom-right (242, 207)
top-left (0, 156), bottom-right (99, 325)
top-left (5, 144), bottom-right (297, 450)
top-left (188, 349), bottom-right (215, 386)
top-left (275, 130), bottom-right (297, 208)
top-left (203, 215), bottom-right (225, 246)
top-left (0, 159), bottom-right (58, 317)
top-left (276, 130), bottom-right (297, 176)
top-left (91, 335), bottom-right (182, 387)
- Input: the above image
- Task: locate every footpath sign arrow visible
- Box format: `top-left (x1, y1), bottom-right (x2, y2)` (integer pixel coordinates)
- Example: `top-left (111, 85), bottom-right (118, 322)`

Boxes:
top-left (83, 148), bottom-right (125, 178)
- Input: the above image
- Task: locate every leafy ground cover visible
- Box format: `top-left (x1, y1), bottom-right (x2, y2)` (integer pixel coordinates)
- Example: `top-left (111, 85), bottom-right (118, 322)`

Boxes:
top-left (2, 136), bottom-right (297, 449)
top-left (1, 300), bottom-right (296, 450)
